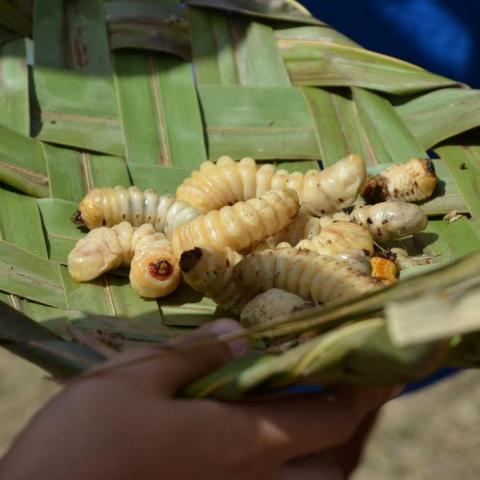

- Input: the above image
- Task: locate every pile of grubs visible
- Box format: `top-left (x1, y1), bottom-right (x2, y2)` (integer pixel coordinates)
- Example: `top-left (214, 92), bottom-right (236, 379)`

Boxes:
top-left (69, 154), bottom-right (437, 340)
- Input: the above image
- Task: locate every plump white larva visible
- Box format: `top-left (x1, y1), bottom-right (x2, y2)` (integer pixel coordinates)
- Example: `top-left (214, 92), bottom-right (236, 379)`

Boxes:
top-left (252, 209), bottom-right (324, 251)
top-left (256, 244), bottom-right (372, 275)
top-left (240, 289), bottom-right (314, 328)
top-left (129, 234), bottom-right (181, 298)
top-left (350, 201), bottom-right (428, 242)
top-left (362, 158), bottom-right (437, 204)
top-left (73, 186), bottom-right (201, 238)
top-left (68, 222), bottom-right (180, 298)
top-left (68, 222), bottom-right (155, 282)
top-left (176, 154), bottom-right (366, 215)
top-left (233, 248), bottom-right (383, 305)
top-left (171, 189), bottom-right (300, 258)
top-left (254, 213), bottom-right (374, 257)
top-left (258, 200), bottom-right (427, 249)
top-left (179, 246), bottom-right (249, 312)
top-left (296, 221), bottom-right (374, 257)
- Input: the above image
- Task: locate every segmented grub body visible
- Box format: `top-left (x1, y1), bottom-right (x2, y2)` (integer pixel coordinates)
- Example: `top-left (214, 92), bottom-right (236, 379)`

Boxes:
top-left (234, 248), bottom-right (383, 305)
top-left (296, 221), bottom-right (374, 257)
top-left (350, 201), bottom-right (428, 242)
top-left (336, 249), bottom-right (372, 275)
top-left (362, 158), bottom-right (437, 204)
top-left (179, 246), bottom-right (248, 312)
top-left (240, 289), bottom-right (314, 328)
top-left (75, 186), bottom-right (200, 237)
top-left (253, 209), bottom-right (323, 251)
top-left (176, 154), bottom-right (366, 215)
top-left (68, 222), bottom-right (180, 298)
top-left (256, 200), bottom-right (425, 252)
top-left (171, 189), bottom-right (299, 258)
top-left (68, 222), bottom-right (155, 282)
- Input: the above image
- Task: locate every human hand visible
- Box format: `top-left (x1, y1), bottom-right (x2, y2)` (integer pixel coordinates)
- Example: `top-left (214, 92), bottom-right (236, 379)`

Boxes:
top-left (0, 319), bottom-right (398, 480)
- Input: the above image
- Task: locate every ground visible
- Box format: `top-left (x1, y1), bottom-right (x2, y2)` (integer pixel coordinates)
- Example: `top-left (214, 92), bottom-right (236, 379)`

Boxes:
top-left (0, 348), bottom-right (479, 478)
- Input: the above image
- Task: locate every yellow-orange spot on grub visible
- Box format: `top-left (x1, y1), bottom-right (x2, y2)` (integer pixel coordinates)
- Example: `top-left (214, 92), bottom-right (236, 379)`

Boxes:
top-left (370, 257), bottom-right (398, 285)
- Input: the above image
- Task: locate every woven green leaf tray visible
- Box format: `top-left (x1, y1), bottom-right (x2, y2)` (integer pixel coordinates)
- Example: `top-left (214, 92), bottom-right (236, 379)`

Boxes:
top-left (1, 0), bottom-right (480, 399)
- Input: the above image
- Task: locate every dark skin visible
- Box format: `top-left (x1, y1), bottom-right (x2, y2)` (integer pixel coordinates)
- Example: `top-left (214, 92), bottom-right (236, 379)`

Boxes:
top-left (0, 319), bottom-right (399, 479)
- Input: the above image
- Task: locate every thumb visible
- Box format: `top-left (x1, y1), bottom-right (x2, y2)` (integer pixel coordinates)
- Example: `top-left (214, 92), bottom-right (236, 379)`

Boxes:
top-left (154, 318), bottom-right (249, 395)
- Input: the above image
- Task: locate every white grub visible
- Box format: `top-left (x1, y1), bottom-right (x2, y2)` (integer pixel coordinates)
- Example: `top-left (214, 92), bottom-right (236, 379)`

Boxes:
top-left (336, 249), bottom-right (372, 276)
top-left (179, 246), bottom-right (249, 313)
top-left (68, 222), bottom-right (180, 298)
top-left (240, 288), bottom-right (314, 328)
top-left (258, 201), bottom-right (426, 252)
top-left (176, 154), bottom-right (366, 215)
top-left (350, 201), bottom-right (428, 242)
top-left (171, 189), bottom-right (299, 258)
top-left (363, 158), bottom-right (437, 203)
top-left (296, 221), bottom-right (374, 257)
top-left (68, 222), bottom-right (155, 282)
top-left (76, 186), bottom-right (200, 237)
top-left (234, 248), bottom-right (383, 306)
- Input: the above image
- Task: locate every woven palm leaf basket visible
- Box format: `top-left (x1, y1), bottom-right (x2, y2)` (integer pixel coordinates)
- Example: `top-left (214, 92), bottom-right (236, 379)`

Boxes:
top-left (1, 0), bottom-right (480, 400)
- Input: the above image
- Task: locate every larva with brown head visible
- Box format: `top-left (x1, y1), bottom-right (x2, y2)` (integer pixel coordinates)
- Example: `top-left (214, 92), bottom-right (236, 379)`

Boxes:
top-left (176, 154), bottom-right (366, 215)
top-left (179, 246), bottom-right (248, 313)
top-left (233, 248), bottom-right (384, 306)
top-left (171, 188), bottom-right (300, 258)
top-left (362, 158), bottom-right (437, 204)
top-left (73, 186), bottom-right (200, 238)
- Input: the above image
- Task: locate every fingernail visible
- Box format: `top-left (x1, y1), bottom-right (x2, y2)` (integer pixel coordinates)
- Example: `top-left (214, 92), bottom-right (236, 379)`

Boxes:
top-left (202, 319), bottom-right (250, 358)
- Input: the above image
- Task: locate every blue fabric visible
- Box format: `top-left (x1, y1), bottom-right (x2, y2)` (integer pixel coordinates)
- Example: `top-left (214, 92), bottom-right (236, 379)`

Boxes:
top-left (401, 367), bottom-right (461, 394)
top-left (300, 0), bottom-right (480, 87)
top-left (280, 368), bottom-right (461, 396)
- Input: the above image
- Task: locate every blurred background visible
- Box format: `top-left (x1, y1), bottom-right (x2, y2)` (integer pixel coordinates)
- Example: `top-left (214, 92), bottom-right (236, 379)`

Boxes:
top-left (1, 2), bottom-right (480, 479)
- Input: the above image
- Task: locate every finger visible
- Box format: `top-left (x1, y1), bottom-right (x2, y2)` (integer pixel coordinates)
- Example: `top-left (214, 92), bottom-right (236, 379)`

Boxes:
top-left (96, 318), bottom-right (249, 395)
top-left (156, 319), bottom-right (250, 395)
top-left (330, 384), bottom-right (404, 476)
top-left (244, 386), bottom-right (397, 464)
top-left (330, 410), bottom-right (379, 477)
top-left (277, 451), bottom-right (343, 480)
